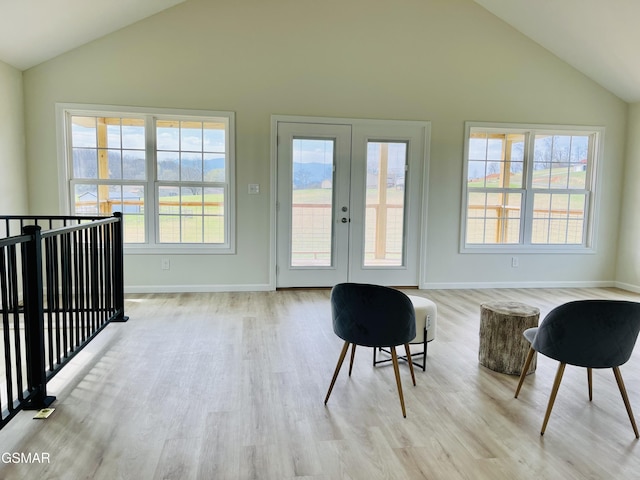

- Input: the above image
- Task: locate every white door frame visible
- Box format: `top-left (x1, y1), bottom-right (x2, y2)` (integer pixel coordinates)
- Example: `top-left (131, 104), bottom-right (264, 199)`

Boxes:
top-left (269, 114), bottom-right (431, 289)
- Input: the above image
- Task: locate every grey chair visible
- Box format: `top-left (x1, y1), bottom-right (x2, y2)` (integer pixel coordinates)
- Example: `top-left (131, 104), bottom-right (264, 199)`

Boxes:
top-left (514, 299), bottom-right (640, 437)
top-left (324, 283), bottom-right (416, 417)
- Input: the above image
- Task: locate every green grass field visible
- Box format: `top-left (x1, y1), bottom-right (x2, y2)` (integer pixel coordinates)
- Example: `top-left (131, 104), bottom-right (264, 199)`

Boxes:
top-left (290, 186), bottom-right (405, 266)
top-left (466, 165), bottom-right (587, 244)
top-left (111, 166), bottom-right (586, 248)
top-left (78, 192), bottom-right (226, 244)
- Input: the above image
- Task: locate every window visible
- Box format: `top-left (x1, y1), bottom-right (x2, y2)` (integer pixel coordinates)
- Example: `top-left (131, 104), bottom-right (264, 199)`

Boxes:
top-left (461, 122), bottom-right (602, 252)
top-left (57, 104), bottom-right (235, 253)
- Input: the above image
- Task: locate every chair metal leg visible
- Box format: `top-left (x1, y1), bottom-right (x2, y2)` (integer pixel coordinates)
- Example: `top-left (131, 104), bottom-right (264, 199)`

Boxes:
top-left (325, 341), bottom-right (350, 405)
top-left (587, 367), bottom-right (593, 401)
top-left (515, 347), bottom-right (536, 398)
top-left (541, 362), bottom-right (566, 435)
top-left (404, 343), bottom-right (416, 386)
top-left (372, 337), bottom-right (426, 371)
top-left (348, 343), bottom-right (357, 376)
top-left (390, 346), bottom-right (407, 417)
top-left (612, 366), bottom-right (639, 438)
top-left (422, 331), bottom-right (427, 372)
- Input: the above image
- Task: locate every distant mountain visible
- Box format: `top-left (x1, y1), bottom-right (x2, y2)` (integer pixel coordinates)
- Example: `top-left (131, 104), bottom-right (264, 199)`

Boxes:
top-left (293, 162), bottom-right (333, 189)
top-left (161, 156), bottom-right (225, 172)
top-left (72, 149), bottom-right (226, 179)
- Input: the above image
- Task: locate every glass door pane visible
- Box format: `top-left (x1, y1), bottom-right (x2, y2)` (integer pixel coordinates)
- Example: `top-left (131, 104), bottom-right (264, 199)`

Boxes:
top-left (276, 121), bottom-right (351, 288)
top-left (290, 139), bottom-right (335, 267)
top-left (276, 118), bottom-right (426, 288)
top-left (363, 141), bottom-right (407, 266)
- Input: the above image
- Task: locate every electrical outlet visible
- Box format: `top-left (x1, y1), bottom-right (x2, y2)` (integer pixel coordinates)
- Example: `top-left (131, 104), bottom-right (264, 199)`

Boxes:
top-left (161, 258), bottom-right (170, 270)
top-left (511, 256), bottom-right (519, 268)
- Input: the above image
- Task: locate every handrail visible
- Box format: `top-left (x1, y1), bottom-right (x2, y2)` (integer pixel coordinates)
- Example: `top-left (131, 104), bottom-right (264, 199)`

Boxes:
top-left (41, 216), bottom-right (118, 238)
top-left (0, 213), bottom-right (126, 429)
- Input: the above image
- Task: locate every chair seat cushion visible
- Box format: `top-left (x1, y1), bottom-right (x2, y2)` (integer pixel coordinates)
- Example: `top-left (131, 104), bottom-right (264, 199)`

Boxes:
top-left (407, 295), bottom-right (437, 343)
top-left (523, 327), bottom-right (538, 344)
top-left (331, 283), bottom-right (416, 347)
top-left (532, 300), bottom-right (640, 368)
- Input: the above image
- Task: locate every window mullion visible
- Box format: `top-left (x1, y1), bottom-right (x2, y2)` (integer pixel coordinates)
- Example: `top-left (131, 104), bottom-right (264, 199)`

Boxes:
top-left (146, 115), bottom-right (157, 245)
top-left (462, 122), bottom-right (599, 252)
top-left (521, 132), bottom-right (536, 246)
top-left (60, 103), bottom-right (235, 252)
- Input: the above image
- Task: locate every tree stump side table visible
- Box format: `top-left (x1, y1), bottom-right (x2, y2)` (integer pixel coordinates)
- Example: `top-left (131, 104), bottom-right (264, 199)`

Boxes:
top-left (479, 301), bottom-right (540, 375)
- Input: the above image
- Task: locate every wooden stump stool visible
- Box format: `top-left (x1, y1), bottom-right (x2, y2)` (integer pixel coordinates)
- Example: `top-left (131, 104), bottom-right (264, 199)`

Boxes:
top-left (479, 301), bottom-right (540, 375)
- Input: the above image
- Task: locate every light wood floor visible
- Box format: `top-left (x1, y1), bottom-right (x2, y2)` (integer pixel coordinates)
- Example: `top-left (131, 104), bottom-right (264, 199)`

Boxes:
top-left (3, 287), bottom-right (640, 479)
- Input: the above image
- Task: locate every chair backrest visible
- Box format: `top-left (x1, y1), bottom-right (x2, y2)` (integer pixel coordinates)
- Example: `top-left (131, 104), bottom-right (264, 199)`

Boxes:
top-left (330, 283), bottom-right (416, 348)
top-left (532, 300), bottom-right (640, 368)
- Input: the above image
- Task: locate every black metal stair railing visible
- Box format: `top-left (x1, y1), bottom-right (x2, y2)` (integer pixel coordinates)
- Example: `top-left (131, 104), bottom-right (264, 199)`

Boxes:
top-left (0, 213), bottom-right (126, 429)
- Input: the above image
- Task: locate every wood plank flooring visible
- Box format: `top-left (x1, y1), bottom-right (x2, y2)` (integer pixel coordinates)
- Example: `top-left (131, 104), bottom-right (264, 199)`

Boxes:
top-left (2, 287), bottom-right (640, 479)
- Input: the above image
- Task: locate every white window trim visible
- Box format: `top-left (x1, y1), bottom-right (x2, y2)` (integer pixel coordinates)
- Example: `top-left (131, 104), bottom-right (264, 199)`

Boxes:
top-left (459, 121), bottom-right (604, 254)
top-left (56, 103), bottom-right (236, 255)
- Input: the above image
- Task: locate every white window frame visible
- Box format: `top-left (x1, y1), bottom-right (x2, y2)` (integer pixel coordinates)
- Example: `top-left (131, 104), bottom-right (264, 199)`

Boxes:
top-left (56, 103), bottom-right (236, 254)
top-left (460, 121), bottom-right (603, 254)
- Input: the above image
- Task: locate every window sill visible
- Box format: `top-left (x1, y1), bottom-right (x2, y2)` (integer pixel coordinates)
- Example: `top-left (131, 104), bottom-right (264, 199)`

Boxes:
top-left (460, 244), bottom-right (596, 254)
top-left (124, 244), bottom-right (236, 255)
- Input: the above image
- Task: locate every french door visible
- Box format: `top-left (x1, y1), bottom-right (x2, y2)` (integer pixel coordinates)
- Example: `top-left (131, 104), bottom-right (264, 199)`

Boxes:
top-left (275, 117), bottom-right (429, 288)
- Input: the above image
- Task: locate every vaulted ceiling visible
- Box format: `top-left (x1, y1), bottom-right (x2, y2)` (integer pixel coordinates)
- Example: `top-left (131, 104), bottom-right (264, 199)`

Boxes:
top-left (474, 0), bottom-right (640, 103)
top-left (0, 0), bottom-right (185, 71)
top-left (0, 0), bottom-right (638, 103)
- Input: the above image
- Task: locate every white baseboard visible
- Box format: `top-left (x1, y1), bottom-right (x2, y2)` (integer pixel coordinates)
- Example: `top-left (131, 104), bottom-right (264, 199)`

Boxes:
top-left (124, 283), bottom-right (274, 294)
top-left (125, 280), bottom-right (639, 294)
top-left (613, 281), bottom-right (640, 294)
top-left (419, 280), bottom-right (616, 290)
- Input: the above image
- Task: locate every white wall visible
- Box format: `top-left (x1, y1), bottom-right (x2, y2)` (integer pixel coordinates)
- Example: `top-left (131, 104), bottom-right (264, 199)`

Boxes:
top-left (616, 103), bottom-right (640, 291)
top-left (0, 60), bottom-right (28, 219)
top-left (21, 0), bottom-right (628, 291)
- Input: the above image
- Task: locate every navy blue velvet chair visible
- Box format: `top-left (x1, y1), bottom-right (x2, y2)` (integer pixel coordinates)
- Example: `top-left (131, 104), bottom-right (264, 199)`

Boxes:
top-left (514, 300), bottom-right (640, 437)
top-left (324, 283), bottom-right (417, 417)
